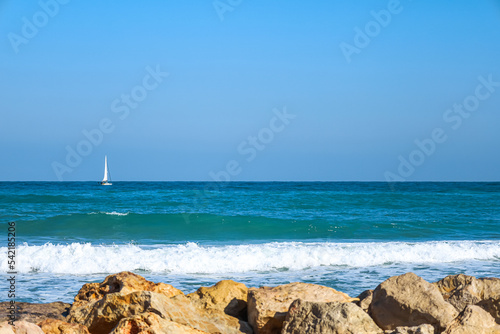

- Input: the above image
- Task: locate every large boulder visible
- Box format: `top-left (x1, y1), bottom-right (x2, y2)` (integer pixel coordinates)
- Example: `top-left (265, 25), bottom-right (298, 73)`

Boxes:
top-left (443, 305), bottom-right (500, 334)
top-left (0, 302), bottom-right (70, 324)
top-left (247, 282), bottom-right (352, 334)
top-left (68, 291), bottom-right (252, 334)
top-left (67, 291), bottom-right (168, 334)
top-left (71, 271), bottom-right (183, 310)
top-left (38, 319), bottom-right (90, 334)
top-left (187, 280), bottom-right (248, 319)
top-left (111, 312), bottom-right (209, 334)
top-left (434, 275), bottom-right (500, 323)
top-left (281, 299), bottom-right (383, 334)
top-left (0, 320), bottom-right (44, 334)
top-left (370, 273), bottom-right (458, 332)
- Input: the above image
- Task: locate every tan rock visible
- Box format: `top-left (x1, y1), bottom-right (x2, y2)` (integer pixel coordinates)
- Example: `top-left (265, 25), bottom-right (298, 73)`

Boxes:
top-left (481, 278), bottom-right (500, 300)
top-left (71, 271), bottom-right (183, 310)
top-left (478, 298), bottom-right (500, 324)
top-left (0, 322), bottom-right (15, 334)
top-left (247, 282), bottom-right (351, 334)
top-left (282, 299), bottom-right (383, 334)
top-left (434, 275), bottom-right (500, 312)
top-left (15, 321), bottom-right (44, 334)
top-left (158, 294), bottom-right (252, 334)
top-left (0, 302), bottom-right (70, 324)
top-left (443, 305), bottom-right (500, 334)
top-left (370, 272), bottom-right (458, 332)
top-left (111, 312), bottom-right (209, 334)
top-left (434, 275), bottom-right (477, 301)
top-left (0, 320), bottom-right (44, 334)
top-left (68, 291), bottom-right (252, 334)
top-left (434, 275), bottom-right (500, 323)
top-left (187, 280), bottom-right (248, 319)
top-left (356, 290), bottom-right (374, 313)
top-left (384, 324), bottom-right (434, 334)
top-left (38, 319), bottom-right (89, 334)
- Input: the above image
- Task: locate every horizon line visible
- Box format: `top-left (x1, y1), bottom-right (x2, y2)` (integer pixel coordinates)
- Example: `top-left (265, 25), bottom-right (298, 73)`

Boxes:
top-left (1, 180), bottom-right (499, 183)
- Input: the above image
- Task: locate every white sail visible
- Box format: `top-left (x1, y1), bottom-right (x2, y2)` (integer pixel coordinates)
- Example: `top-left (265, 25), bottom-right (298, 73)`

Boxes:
top-left (101, 156), bottom-right (112, 185)
top-left (103, 156), bottom-right (109, 182)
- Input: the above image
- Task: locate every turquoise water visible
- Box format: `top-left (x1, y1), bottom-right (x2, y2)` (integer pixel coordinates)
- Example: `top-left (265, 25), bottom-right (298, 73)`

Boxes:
top-left (1, 182), bottom-right (499, 303)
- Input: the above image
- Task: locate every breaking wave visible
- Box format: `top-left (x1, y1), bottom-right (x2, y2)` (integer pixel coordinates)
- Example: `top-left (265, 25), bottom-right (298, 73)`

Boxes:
top-left (2, 240), bottom-right (499, 275)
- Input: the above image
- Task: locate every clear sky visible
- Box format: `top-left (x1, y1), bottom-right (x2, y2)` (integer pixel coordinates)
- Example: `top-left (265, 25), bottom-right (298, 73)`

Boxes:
top-left (1, 0), bottom-right (499, 181)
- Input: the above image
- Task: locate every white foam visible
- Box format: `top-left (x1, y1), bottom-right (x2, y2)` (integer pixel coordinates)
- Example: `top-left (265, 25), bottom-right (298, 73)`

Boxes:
top-left (1, 241), bottom-right (499, 275)
top-left (88, 211), bottom-right (129, 216)
top-left (105, 211), bottom-right (129, 216)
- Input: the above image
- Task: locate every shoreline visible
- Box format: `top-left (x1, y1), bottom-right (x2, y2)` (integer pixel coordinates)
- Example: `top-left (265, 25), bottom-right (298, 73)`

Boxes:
top-left (1, 271), bottom-right (499, 334)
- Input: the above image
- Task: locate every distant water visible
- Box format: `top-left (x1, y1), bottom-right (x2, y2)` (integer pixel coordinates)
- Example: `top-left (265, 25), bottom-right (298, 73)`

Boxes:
top-left (1, 182), bottom-right (499, 303)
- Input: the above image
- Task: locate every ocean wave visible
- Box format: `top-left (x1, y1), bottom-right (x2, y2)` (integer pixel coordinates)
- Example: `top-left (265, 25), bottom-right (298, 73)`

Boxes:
top-left (2, 241), bottom-right (499, 275)
top-left (105, 211), bottom-right (129, 216)
top-left (89, 211), bottom-right (129, 216)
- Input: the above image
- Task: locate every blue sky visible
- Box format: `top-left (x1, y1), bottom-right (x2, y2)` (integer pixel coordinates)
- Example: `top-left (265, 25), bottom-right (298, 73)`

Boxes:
top-left (1, 0), bottom-right (499, 181)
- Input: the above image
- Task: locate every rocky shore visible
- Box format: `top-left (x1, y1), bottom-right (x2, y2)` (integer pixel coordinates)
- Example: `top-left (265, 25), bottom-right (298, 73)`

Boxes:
top-left (1, 271), bottom-right (499, 334)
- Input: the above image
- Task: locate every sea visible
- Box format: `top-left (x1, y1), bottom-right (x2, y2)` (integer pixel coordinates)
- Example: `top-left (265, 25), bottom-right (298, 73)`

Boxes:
top-left (1, 182), bottom-right (499, 303)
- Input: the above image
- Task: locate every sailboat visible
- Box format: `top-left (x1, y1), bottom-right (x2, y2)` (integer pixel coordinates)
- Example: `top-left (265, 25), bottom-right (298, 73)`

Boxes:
top-left (101, 155), bottom-right (112, 186)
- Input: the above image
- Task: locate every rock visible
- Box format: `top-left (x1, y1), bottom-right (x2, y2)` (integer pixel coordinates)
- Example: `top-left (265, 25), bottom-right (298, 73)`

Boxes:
top-left (384, 324), bottom-right (435, 334)
top-left (68, 291), bottom-right (252, 334)
top-left (71, 271), bottom-right (183, 310)
top-left (67, 291), bottom-right (177, 334)
top-left (0, 320), bottom-right (44, 334)
top-left (370, 272), bottom-right (458, 332)
top-left (156, 294), bottom-right (252, 334)
top-left (356, 290), bottom-right (374, 313)
top-left (434, 275), bottom-right (500, 312)
top-left (482, 278), bottom-right (500, 302)
top-left (434, 275), bottom-right (477, 302)
top-left (0, 322), bottom-right (15, 334)
top-left (111, 312), bottom-right (209, 334)
top-left (38, 319), bottom-right (90, 334)
top-left (0, 302), bottom-right (70, 324)
top-left (281, 299), bottom-right (383, 334)
top-left (434, 275), bottom-right (500, 323)
top-left (443, 305), bottom-right (500, 334)
top-left (187, 280), bottom-right (248, 319)
top-left (477, 298), bottom-right (500, 324)
top-left (247, 282), bottom-right (352, 334)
